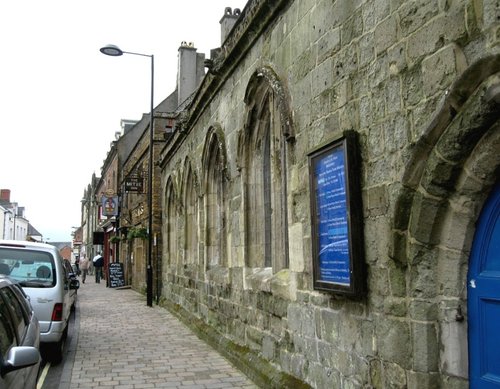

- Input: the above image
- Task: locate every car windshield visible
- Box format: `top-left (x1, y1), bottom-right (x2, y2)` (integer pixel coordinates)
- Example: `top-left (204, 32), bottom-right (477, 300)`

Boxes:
top-left (0, 248), bottom-right (55, 288)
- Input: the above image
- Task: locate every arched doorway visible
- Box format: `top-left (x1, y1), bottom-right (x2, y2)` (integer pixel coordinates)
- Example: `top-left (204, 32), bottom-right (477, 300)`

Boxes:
top-left (390, 56), bottom-right (500, 384)
top-left (468, 182), bottom-right (500, 388)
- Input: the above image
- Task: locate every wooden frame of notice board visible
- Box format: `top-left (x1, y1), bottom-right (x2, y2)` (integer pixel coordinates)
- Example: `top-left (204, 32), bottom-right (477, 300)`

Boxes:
top-left (308, 131), bottom-right (366, 297)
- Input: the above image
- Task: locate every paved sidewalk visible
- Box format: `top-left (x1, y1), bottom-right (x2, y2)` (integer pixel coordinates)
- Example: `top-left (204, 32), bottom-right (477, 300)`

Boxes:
top-left (62, 280), bottom-right (258, 388)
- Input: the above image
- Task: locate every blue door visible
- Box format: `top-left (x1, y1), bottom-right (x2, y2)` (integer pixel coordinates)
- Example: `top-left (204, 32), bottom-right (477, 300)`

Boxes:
top-left (468, 181), bottom-right (500, 388)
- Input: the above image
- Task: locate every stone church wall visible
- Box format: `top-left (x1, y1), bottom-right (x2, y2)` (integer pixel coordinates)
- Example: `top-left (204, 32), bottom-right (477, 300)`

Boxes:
top-left (159, 0), bottom-right (500, 387)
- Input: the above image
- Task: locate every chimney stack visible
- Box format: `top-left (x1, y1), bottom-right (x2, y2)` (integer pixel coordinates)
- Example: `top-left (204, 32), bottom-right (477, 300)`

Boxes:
top-left (220, 7), bottom-right (241, 45)
top-left (0, 189), bottom-right (11, 202)
top-left (177, 42), bottom-right (205, 106)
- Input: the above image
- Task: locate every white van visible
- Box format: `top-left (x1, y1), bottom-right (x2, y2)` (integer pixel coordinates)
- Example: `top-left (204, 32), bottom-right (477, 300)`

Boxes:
top-left (0, 240), bottom-right (80, 362)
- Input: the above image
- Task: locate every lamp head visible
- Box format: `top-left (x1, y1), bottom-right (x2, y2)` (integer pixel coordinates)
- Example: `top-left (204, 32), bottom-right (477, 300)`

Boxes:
top-left (100, 44), bottom-right (123, 56)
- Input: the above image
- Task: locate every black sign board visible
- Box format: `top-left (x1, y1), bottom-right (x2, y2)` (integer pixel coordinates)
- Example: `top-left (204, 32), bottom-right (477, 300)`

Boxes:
top-left (93, 231), bottom-right (104, 245)
top-left (308, 131), bottom-right (365, 297)
top-left (108, 262), bottom-right (125, 288)
top-left (125, 176), bottom-right (144, 192)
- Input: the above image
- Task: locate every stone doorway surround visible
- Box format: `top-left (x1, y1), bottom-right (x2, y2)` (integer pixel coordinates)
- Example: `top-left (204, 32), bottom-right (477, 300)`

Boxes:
top-left (391, 54), bottom-right (500, 381)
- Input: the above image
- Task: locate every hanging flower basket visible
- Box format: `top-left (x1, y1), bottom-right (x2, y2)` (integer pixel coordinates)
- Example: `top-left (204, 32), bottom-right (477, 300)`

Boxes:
top-left (127, 227), bottom-right (149, 240)
top-left (109, 235), bottom-right (122, 244)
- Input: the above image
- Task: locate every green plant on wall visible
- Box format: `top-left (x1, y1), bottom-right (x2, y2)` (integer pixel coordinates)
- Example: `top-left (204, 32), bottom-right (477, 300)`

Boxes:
top-left (109, 235), bottom-right (121, 243)
top-left (127, 226), bottom-right (149, 240)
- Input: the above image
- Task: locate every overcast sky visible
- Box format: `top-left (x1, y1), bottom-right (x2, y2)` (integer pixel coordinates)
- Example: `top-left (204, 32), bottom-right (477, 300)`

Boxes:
top-left (0, 0), bottom-right (247, 242)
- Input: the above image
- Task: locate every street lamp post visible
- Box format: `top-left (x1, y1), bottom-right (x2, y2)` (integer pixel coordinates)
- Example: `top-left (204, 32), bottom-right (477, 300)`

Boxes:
top-left (100, 44), bottom-right (154, 307)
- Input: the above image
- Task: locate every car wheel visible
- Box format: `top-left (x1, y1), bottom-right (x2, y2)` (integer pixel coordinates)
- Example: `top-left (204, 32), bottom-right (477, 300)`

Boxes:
top-left (44, 326), bottom-right (68, 364)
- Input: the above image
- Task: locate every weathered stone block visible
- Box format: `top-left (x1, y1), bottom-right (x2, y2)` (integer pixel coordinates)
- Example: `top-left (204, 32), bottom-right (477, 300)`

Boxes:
top-left (374, 15), bottom-right (398, 55)
top-left (399, 0), bottom-right (439, 36)
top-left (440, 320), bottom-right (468, 379)
top-left (409, 260), bottom-right (438, 299)
top-left (246, 325), bottom-right (264, 351)
top-left (436, 249), bottom-right (468, 297)
top-left (307, 361), bottom-right (341, 389)
top-left (388, 42), bottom-right (408, 75)
top-left (362, 0), bottom-right (391, 31)
top-left (262, 334), bottom-right (278, 361)
top-left (377, 319), bottom-right (411, 368)
top-left (384, 297), bottom-right (408, 317)
top-left (389, 261), bottom-right (407, 297)
top-left (341, 9), bottom-right (364, 44)
top-left (408, 192), bottom-right (445, 245)
top-left (288, 225), bottom-right (305, 274)
top-left (412, 322), bottom-right (439, 371)
top-left (288, 303), bottom-right (316, 338)
top-left (367, 185), bottom-right (389, 217)
top-left (422, 44), bottom-right (467, 97)
top-left (290, 352), bottom-right (309, 379)
top-left (407, 371), bottom-right (440, 389)
top-left (317, 308), bottom-right (340, 343)
top-left (271, 269), bottom-right (299, 301)
top-left (409, 300), bottom-right (438, 321)
top-left (440, 207), bottom-right (476, 253)
top-left (406, 8), bottom-right (467, 67)
top-left (382, 361), bottom-right (407, 389)
top-left (316, 28), bottom-right (341, 67)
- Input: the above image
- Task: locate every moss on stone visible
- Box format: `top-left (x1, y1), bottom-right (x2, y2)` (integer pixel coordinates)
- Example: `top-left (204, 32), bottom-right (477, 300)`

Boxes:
top-left (159, 299), bottom-right (311, 389)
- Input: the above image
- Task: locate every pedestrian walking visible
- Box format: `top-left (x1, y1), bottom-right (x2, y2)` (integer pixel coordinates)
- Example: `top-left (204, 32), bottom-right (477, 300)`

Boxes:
top-left (92, 252), bottom-right (104, 283)
top-left (79, 254), bottom-right (90, 283)
top-left (88, 258), bottom-right (94, 276)
top-left (74, 256), bottom-right (80, 275)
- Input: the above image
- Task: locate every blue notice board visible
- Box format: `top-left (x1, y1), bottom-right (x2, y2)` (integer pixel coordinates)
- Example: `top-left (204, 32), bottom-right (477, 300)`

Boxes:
top-left (309, 132), bottom-right (365, 296)
top-left (314, 145), bottom-right (351, 285)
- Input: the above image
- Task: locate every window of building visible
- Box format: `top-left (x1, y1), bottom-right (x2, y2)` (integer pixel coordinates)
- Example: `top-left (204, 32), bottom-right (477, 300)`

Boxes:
top-left (183, 162), bottom-right (198, 265)
top-left (203, 128), bottom-right (227, 269)
top-left (243, 69), bottom-right (291, 272)
top-left (165, 179), bottom-right (177, 268)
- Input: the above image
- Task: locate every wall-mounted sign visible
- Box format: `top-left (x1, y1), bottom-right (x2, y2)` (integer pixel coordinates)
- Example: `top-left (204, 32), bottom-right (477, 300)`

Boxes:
top-left (308, 131), bottom-right (365, 296)
top-left (125, 176), bottom-right (144, 192)
top-left (93, 231), bottom-right (104, 245)
top-left (102, 196), bottom-right (119, 217)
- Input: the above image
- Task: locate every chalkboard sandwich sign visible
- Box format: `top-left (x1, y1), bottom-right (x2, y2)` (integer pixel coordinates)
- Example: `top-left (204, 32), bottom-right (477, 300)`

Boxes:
top-left (108, 262), bottom-right (125, 288)
top-left (308, 131), bottom-right (366, 297)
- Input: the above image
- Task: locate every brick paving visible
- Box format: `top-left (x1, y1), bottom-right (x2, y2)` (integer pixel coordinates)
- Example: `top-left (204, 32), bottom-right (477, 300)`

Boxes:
top-left (61, 280), bottom-right (258, 388)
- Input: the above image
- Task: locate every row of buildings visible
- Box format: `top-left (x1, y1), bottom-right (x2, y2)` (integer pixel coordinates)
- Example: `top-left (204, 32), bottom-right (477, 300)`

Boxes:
top-left (0, 189), bottom-right (42, 242)
top-left (76, 1), bottom-right (500, 388)
top-left (0, 189), bottom-right (74, 259)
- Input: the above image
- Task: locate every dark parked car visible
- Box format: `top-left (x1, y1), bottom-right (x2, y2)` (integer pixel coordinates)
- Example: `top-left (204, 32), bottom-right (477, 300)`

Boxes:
top-left (63, 259), bottom-right (78, 311)
top-left (0, 275), bottom-right (40, 389)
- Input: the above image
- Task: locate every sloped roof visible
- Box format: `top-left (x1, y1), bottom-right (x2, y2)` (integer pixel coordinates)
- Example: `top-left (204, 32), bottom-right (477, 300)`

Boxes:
top-left (27, 223), bottom-right (42, 237)
top-left (49, 242), bottom-right (72, 251)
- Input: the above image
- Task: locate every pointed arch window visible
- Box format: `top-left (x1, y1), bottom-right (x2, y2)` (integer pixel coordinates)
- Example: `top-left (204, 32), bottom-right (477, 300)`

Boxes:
top-left (203, 128), bottom-right (227, 269)
top-left (243, 68), bottom-right (292, 272)
top-left (164, 179), bottom-right (177, 268)
top-left (183, 162), bottom-right (198, 265)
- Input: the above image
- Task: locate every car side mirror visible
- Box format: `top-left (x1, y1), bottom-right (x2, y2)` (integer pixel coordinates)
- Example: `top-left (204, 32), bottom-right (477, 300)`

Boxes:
top-left (1, 346), bottom-right (40, 377)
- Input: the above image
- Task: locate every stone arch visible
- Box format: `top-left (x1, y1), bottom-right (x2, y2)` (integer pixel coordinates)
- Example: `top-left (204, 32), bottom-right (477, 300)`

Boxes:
top-left (391, 55), bottom-right (500, 379)
top-left (239, 66), bottom-right (292, 272)
top-left (163, 177), bottom-right (178, 272)
top-left (201, 125), bottom-right (228, 270)
top-left (244, 66), bottom-right (295, 142)
top-left (181, 157), bottom-right (200, 266)
top-left (392, 54), bottom-right (500, 264)
top-left (202, 124), bottom-right (228, 183)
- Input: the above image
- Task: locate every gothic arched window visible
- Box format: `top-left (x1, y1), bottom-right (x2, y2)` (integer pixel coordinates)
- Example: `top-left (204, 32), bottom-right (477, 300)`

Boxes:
top-left (183, 161), bottom-right (198, 265)
top-left (202, 127), bottom-right (227, 269)
top-left (242, 68), bottom-right (292, 272)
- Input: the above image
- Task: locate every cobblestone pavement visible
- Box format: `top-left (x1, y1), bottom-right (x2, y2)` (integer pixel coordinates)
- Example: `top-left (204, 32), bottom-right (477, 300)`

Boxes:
top-left (61, 280), bottom-right (258, 388)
